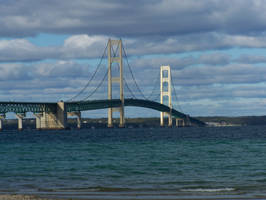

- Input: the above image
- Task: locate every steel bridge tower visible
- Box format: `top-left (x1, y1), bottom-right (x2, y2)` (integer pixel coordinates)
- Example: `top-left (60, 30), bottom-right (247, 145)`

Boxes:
top-left (160, 65), bottom-right (172, 126)
top-left (107, 39), bottom-right (125, 127)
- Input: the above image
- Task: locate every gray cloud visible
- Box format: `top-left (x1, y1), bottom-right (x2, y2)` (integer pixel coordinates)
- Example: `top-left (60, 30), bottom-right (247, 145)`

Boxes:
top-left (0, 35), bottom-right (108, 62)
top-left (182, 98), bottom-right (266, 116)
top-left (235, 55), bottom-right (266, 64)
top-left (172, 64), bottom-right (266, 86)
top-left (1, 0), bottom-right (266, 37)
top-left (2, 33), bottom-right (266, 62)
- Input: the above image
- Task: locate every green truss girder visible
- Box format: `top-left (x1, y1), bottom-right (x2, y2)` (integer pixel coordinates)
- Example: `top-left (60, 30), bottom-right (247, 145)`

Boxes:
top-left (0, 102), bottom-right (56, 114)
top-left (66, 99), bottom-right (121, 112)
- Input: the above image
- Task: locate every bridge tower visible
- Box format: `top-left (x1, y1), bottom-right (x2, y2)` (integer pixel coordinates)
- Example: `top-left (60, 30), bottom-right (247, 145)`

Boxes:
top-left (107, 39), bottom-right (125, 127)
top-left (160, 65), bottom-right (172, 126)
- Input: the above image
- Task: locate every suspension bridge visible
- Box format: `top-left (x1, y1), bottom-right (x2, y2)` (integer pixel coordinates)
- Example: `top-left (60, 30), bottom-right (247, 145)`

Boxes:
top-left (0, 39), bottom-right (205, 130)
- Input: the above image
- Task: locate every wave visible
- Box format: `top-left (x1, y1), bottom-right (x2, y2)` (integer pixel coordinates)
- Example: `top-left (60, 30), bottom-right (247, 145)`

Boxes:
top-left (180, 187), bottom-right (235, 192)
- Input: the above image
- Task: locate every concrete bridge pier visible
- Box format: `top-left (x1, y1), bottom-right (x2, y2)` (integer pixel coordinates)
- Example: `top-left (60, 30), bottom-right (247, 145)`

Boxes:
top-left (16, 113), bottom-right (25, 131)
top-left (68, 111), bottom-right (81, 129)
top-left (160, 112), bottom-right (172, 127)
top-left (0, 114), bottom-right (5, 131)
top-left (168, 112), bottom-right (172, 127)
top-left (176, 118), bottom-right (185, 127)
top-left (39, 101), bottom-right (67, 129)
top-left (34, 113), bottom-right (43, 130)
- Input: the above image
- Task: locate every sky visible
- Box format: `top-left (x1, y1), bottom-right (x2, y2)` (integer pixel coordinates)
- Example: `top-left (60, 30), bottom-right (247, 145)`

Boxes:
top-left (1, 0), bottom-right (266, 117)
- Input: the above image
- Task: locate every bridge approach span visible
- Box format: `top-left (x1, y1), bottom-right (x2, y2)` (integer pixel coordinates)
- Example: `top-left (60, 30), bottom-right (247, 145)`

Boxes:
top-left (0, 101), bottom-right (56, 113)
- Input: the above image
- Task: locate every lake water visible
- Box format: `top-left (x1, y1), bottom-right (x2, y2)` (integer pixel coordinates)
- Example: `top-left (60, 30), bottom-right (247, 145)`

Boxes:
top-left (1, 126), bottom-right (266, 199)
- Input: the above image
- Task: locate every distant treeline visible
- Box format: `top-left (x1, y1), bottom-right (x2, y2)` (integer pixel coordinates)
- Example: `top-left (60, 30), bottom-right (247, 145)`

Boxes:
top-left (196, 116), bottom-right (266, 126)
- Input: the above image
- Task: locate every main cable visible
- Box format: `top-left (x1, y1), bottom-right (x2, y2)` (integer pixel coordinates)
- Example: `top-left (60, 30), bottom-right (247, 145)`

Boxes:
top-left (122, 43), bottom-right (147, 100)
top-left (82, 68), bottom-right (109, 101)
top-left (124, 78), bottom-right (136, 99)
top-left (147, 70), bottom-right (160, 100)
top-left (67, 43), bottom-right (108, 102)
top-left (170, 73), bottom-right (183, 113)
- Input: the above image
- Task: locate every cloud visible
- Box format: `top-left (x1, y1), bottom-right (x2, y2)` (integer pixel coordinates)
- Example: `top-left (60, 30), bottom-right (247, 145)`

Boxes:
top-left (1, 0), bottom-right (266, 116)
top-left (0, 35), bottom-right (108, 62)
top-left (172, 64), bottom-right (266, 86)
top-left (0, 63), bottom-right (30, 80)
top-left (235, 55), bottom-right (266, 64)
top-left (61, 35), bottom-right (108, 59)
top-left (0, 39), bottom-right (56, 62)
top-left (35, 60), bottom-right (90, 78)
top-left (2, 33), bottom-right (266, 62)
top-left (1, 0), bottom-right (266, 37)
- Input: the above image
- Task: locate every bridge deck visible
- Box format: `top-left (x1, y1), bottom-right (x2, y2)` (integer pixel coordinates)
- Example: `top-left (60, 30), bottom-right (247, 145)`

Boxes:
top-left (67, 98), bottom-right (205, 126)
top-left (0, 99), bottom-right (205, 126)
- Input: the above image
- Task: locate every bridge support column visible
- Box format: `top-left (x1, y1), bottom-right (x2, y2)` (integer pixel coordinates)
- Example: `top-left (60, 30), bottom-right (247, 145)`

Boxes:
top-left (16, 113), bottom-right (25, 131)
top-left (107, 39), bottom-right (125, 128)
top-left (160, 113), bottom-right (164, 126)
top-left (34, 113), bottom-right (43, 130)
top-left (168, 114), bottom-right (172, 127)
top-left (39, 101), bottom-right (67, 129)
top-left (108, 108), bottom-right (113, 128)
top-left (160, 112), bottom-right (172, 127)
top-left (67, 111), bottom-right (81, 129)
top-left (181, 119), bottom-right (185, 127)
top-left (160, 65), bottom-right (172, 127)
top-left (77, 113), bottom-right (81, 129)
top-left (0, 114), bottom-right (5, 131)
top-left (176, 118), bottom-right (179, 127)
top-left (176, 118), bottom-right (185, 127)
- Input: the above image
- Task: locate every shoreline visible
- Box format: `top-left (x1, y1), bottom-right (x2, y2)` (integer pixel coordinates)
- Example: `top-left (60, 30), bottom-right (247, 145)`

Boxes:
top-left (0, 195), bottom-right (55, 200)
top-left (1, 194), bottom-right (266, 200)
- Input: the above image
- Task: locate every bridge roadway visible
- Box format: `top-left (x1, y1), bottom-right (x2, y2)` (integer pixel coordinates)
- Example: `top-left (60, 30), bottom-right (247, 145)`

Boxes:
top-left (0, 98), bottom-right (205, 126)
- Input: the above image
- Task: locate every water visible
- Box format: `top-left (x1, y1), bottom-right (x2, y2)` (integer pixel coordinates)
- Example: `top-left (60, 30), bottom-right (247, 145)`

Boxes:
top-left (1, 126), bottom-right (266, 199)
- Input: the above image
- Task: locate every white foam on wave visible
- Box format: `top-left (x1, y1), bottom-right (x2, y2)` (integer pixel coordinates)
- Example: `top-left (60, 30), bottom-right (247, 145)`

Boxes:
top-left (181, 188), bottom-right (235, 192)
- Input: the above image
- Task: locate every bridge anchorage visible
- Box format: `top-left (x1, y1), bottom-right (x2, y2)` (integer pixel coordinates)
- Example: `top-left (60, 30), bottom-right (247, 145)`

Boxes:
top-left (0, 39), bottom-right (205, 131)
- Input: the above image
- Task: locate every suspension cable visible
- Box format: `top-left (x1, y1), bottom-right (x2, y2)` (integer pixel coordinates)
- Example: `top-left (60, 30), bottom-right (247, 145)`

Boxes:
top-left (122, 43), bottom-right (147, 99)
top-left (146, 70), bottom-right (160, 100)
top-left (82, 68), bottom-right (108, 101)
top-left (151, 92), bottom-right (160, 102)
top-left (124, 78), bottom-right (136, 99)
top-left (67, 43), bottom-right (108, 102)
top-left (170, 73), bottom-right (183, 112)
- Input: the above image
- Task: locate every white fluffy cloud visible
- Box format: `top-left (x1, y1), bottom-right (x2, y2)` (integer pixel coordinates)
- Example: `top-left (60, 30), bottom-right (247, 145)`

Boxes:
top-left (2, 33), bottom-right (266, 62)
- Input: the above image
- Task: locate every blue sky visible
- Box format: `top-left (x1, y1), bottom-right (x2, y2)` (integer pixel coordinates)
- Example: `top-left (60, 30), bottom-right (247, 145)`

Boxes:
top-left (1, 0), bottom-right (266, 117)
